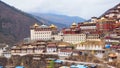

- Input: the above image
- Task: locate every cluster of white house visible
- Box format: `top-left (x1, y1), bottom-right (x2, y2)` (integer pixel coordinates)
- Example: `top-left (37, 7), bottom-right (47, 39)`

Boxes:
top-left (0, 43), bottom-right (11, 58)
top-left (10, 40), bottom-right (105, 58)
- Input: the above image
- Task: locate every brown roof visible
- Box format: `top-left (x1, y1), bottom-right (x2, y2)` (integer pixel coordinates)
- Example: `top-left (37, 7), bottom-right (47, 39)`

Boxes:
top-left (60, 49), bottom-right (72, 52)
top-left (36, 42), bottom-right (46, 45)
top-left (47, 46), bottom-right (57, 48)
top-left (73, 50), bottom-right (80, 53)
top-left (58, 42), bottom-right (71, 47)
top-left (34, 28), bottom-right (51, 31)
top-left (108, 53), bottom-right (117, 57)
top-left (47, 43), bottom-right (56, 46)
top-left (77, 41), bottom-right (105, 46)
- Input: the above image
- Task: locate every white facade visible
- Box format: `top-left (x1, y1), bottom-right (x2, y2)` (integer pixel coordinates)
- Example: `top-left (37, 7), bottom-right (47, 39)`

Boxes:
top-left (31, 29), bottom-right (52, 40)
top-left (0, 44), bottom-right (8, 56)
top-left (76, 44), bottom-right (104, 50)
top-left (3, 52), bottom-right (11, 58)
top-left (30, 29), bottom-right (35, 40)
top-left (46, 48), bottom-right (57, 53)
top-left (0, 48), bottom-right (5, 56)
top-left (30, 24), bottom-right (54, 41)
top-left (58, 50), bottom-right (72, 57)
top-left (80, 26), bottom-right (96, 30)
top-left (87, 38), bottom-right (101, 41)
top-left (86, 34), bottom-right (101, 41)
top-left (63, 34), bottom-right (86, 44)
top-left (34, 48), bottom-right (44, 54)
top-left (105, 39), bottom-right (120, 43)
top-left (91, 17), bottom-right (97, 23)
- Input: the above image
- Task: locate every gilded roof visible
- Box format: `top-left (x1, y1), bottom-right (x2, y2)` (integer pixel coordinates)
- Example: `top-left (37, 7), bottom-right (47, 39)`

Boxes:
top-left (49, 24), bottom-right (57, 28)
top-left (33, 23), bottom-right (39, 27)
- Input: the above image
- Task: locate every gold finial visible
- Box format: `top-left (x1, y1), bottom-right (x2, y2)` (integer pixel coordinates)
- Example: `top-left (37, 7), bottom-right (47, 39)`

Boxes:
top-left (101, 17), bottom-right (105, 19)
top-left (50, 24), bottom-right (57, 28)
top-left (33, 23), bottom-right (39, 27)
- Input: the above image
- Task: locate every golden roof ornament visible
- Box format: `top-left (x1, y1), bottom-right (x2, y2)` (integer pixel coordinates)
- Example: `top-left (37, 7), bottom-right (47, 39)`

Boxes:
top-left (33, 23), bottom-right (39, 27)
top-left (101, 17), bottom-right (105, 20)
top-left (50, 24), bottom-right (57, 28)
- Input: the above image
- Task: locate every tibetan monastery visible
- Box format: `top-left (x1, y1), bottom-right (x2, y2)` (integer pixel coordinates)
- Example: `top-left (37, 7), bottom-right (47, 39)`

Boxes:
top-left (30, 23), bottom-right (57, 41)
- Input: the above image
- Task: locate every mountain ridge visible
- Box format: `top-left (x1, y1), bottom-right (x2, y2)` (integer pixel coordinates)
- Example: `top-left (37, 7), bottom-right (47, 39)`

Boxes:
top-left (33, 15), bottom-right (67, 28)
top-left (31, 13), bottom-right (85, 27)
top-left (100, 3), bottom-right (120, 20)
top-left (0, 1), bottom-right (42, 45)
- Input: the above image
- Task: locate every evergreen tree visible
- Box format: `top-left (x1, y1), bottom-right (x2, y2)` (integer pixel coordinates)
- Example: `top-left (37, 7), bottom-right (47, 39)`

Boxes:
top-left (49, 60), bottom-right (55, 68)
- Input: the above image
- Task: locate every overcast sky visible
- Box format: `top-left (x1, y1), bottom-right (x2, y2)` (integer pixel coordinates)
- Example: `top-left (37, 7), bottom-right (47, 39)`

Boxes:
top-left (2, 0), bottom-right (120, 19)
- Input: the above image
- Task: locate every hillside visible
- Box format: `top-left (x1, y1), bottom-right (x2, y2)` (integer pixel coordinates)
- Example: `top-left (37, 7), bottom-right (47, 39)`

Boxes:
top-left (0, 1), bottom-right (42, 45)
top-left (31, 13), bottom-right (85, 27)
top-left (100, 3), bottom-right (120, 20)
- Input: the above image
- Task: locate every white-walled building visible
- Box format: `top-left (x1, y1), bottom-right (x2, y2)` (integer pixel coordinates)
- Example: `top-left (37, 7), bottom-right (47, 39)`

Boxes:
top-left (76, 41), bottom-right (105, 58)
top-left (0, 43), bottom-right (8, 56)
top-left (3, 51), bottom-right (11, 58)
top-left (78, 23), bottom-right (96, 30)
top-left (105, 37), bottom-right (120, 43)
top-left (76, 41), bottom-right (104, 50)
top-left (58, 49), bottom-right (72, 57)
top-left (30, 23), bottom-right (57, 41)
top-left (63, 34), bottom-right (86, 44)
top-left (86, 34), bottom-right (101, 41)
top-left (46, 43), bottom-right (57, 53)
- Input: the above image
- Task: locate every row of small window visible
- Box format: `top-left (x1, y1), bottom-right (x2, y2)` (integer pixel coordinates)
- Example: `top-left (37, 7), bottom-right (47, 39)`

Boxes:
top-left (58, 53), bottom-right (72, 55)
top-left (65, 35), bottom-right (86, 36)
top-left (32, 37), bottom-right (49, 39)
top-left (64, 37), bottom-right (85, 40)
top-left (80, 26), bottom-right (96, 29)
top-left (34, 35), bottom-right (51, 37)
top-left (87, 37), bottom-right (99, 39)
top-left (35, 32), bottom-right (51, 34)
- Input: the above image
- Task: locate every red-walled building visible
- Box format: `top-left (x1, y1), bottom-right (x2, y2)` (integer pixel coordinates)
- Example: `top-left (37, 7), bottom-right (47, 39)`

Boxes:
top-left (62, 22), bottom-right (81, 34)
top-left (96, 17), bottom-right (116, 32)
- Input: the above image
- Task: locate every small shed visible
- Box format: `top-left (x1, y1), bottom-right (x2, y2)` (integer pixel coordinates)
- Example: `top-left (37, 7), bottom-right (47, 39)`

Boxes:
top-left (70, 64), bottom-right (88, 68)
top-left (105, 44), bottom-right (111, 48)
top-left (15, 66), bottom-right (24, 68)
top-left (54, 59), bottom-right (63, 63)
top-left (0, 66), bottom-right (3, 68)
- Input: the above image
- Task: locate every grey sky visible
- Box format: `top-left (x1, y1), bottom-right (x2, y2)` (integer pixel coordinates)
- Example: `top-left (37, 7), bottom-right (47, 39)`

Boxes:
top-left (2, 0), bottom-right (120, 19)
